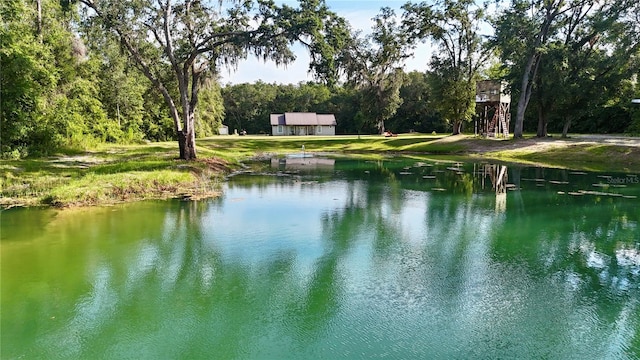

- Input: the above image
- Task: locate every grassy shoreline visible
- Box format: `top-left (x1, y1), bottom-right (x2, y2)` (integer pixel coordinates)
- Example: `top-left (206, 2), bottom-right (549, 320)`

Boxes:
top-left (2, 134), bottom-right (639, 209)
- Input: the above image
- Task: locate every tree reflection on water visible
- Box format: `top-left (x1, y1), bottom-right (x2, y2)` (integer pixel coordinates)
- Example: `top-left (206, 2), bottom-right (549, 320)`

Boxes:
top-left (1, 157), bottom-right (638, 358)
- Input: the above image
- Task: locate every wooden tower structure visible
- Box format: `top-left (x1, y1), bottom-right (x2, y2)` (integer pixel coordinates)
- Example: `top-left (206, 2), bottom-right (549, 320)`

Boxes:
top-left (475, 80), bottom-right (510, 138)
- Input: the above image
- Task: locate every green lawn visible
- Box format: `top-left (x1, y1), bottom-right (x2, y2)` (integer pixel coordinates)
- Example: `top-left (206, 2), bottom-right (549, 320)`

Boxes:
top-left (197, 133), bottom-right (452, 156)
top-left (2, 133), bottom-right (638, 208)
top-left (1, 142), bottom-right (222, 208)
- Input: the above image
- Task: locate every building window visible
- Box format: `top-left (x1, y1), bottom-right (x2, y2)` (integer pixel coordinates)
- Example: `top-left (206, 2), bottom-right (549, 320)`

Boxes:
top-left (278, 125), bottom-right (283, 133)
top-left (317, 125), bottom-right (322, 134)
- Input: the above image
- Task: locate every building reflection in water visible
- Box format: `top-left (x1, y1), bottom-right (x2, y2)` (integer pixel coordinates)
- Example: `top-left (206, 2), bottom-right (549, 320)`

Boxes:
top-left (271, 156), bottom-right (335, 171)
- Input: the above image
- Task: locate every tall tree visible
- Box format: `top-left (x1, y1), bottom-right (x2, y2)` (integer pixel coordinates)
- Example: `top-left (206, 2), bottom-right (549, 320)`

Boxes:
top-left (493, 0), bottom-right (638, 138)
top-left (343, 7), bottom-right (410, 134)
top-left (79, 0), bottom-right (344, 159)
top-left (493, 0), bottom-right (569, 138)
top-left (302, 13), bottom-right (352, 88)
top-left (403, 0), bottom-right (491, 135)
top-left (553, 0), bottom-right (640, 137)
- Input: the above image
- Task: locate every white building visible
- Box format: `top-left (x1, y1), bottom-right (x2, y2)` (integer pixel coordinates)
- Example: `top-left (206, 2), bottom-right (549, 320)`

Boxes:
top-left (270, 112), bottom-right (337, 136)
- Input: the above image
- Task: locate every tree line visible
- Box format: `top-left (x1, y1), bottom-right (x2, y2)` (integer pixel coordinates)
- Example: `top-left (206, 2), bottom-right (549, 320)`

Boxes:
top-left (221, 75), bottom-right (446, 136)
top-left (2, 0), bottom-right (639, 160)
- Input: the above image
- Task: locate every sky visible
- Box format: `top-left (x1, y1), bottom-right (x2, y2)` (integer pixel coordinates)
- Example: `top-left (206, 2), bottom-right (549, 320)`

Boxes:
top-left (218, 0), bottom-right (433, 85)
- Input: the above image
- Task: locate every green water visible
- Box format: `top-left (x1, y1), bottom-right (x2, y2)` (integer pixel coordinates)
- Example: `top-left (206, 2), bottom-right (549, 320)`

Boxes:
top-left (2, 157), bottom-right (639, 359)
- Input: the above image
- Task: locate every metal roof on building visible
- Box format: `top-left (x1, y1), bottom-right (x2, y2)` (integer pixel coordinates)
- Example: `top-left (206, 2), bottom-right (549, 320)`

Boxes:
top-left (317, 114), bottom-right (337, 126)
top-left (270, 113), bottom-right (336, 126)
top-left (270, 114), bottom-right (286, 125)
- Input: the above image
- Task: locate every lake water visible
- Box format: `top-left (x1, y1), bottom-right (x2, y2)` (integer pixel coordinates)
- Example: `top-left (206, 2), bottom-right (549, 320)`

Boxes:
top-left (2, 157), bottom-right (639, 359)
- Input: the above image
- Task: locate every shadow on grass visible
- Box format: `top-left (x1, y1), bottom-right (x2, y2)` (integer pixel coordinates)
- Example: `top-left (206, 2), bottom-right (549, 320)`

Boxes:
top-left (384, 138), bottom-right (435, 147)
top-left (2, 159), bottom-right (75, 175)
top-left (198, 136), bottom-right (422, 154)
top-left (401, 137), bottom-right (467, 153)
top-left (91, 160), bottom-right (174, 174)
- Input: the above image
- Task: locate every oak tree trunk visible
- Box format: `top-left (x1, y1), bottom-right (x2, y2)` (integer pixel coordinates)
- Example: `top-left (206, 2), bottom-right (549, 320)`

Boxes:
top-left (178, 129), bottom-right (197, 160)
top-left (536, 103), bottom-right (548, 137)
top-left (514, 53), bottom-right (540, 138)
top-left (513, 3), bottom-right (560, 138)
top-left (378, 119), bottom-right (385, 134)
top-left (561, 117), bottom-right (572, 138)
top-left (36, 0), bottom-right (42, 38)
top-left (452, 120), bottom-right (462, 135)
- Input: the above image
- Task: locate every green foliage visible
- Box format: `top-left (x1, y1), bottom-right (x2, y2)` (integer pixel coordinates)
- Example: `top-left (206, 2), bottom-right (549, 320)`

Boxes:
top-left (628, 111), bottom-right (640, 135)
top-left (78, 0), bottom-right (349, 159)
top-left (222, 81), bottom-right (278, 134)
top-left (303, 8), bottom-right (353, 87)
top-left (219, 67), bottom-right (482, 136)
top-left (0, 0), bottom-right (131, 157)
top-left (537, 1), bottom-right (638, 137)
top-left (389, 71), bottom-right (445, 133)
top-left (273, 82), bottom-right (333, 114)
top-left (95, 38), bottom-right (148, 141)
top-left (339, 7), bottom-right (410, 133)
top-left (1, 0), bottom-right (638, 160)
top-left (221, 81), bottom-right (357, 135)
top-left (1, 0), bottom-right (59, 157)
top-left (327, 86), bottom-right (360, 134)
top-left (481, 62), bottom-right (509, 80)
top-left (196, 80), bottom-right (225, 137)
top-left (427, 59), bottom-right (477, 134)
top-left (139, 90), bottom-right (175, 142)
top-left (493, 0), bottom-right (640, 137)
top-left (403, 0), bottom-right (490, 134)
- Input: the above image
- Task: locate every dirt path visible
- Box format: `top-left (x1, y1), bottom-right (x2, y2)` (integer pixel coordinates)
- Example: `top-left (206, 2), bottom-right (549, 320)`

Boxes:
top-left (571, 134), bottom-right (640, 147)
top-left (462, 135), bottom-right (640, 154)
